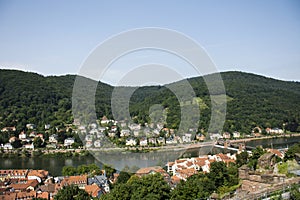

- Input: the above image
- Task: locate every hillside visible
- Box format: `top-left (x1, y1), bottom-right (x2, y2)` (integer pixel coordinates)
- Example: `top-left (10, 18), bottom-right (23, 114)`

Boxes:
top-left (0, 69), bottom-right (299, 136)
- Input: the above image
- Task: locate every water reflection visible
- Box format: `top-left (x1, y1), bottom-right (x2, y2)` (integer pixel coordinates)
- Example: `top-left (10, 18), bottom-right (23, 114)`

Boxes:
top-left (65, 159), bottom-right (73, 166)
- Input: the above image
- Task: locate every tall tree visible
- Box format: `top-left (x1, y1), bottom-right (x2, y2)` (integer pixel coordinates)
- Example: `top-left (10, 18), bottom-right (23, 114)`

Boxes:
top-left (101, 173), bottom-right (170, 200)
top-left (54, 185), bottom-right (90, 200)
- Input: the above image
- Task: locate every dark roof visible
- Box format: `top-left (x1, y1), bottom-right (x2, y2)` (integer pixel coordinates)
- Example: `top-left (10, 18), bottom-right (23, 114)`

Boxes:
top-left (88, 175), bottom-right (107, 186)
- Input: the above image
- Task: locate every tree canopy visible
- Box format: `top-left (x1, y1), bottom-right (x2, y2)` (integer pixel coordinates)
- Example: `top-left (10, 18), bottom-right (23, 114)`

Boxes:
top-left (1, 69), bottom-right (300, 136)
top-left (54, 185), bottom-right (91, 200)
top-left (101, 162), bottom-right (239, 200)
top-left (101, 173), bottom-right (171, 200)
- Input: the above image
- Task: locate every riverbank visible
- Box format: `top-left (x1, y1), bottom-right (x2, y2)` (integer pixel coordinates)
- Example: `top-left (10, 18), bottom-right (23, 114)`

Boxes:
top-left (0, 149), bottom-right (91, 158)
top-left (1, 133), bottom-right (299, 158)
top-left (229, 133), bottom-right (300, 144)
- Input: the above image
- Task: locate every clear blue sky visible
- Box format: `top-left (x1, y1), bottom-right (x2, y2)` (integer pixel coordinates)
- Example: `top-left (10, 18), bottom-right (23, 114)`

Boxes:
top-left (0, 0), bottom-right (300, 85)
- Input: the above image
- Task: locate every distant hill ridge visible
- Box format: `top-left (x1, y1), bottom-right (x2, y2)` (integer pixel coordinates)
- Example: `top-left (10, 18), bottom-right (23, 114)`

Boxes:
top-left (0, 69), bottom-right (299, 134)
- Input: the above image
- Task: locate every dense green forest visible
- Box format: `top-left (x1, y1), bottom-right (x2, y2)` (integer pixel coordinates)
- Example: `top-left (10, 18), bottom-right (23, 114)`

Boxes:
top-left (0, 69), bottom-right (299, 135)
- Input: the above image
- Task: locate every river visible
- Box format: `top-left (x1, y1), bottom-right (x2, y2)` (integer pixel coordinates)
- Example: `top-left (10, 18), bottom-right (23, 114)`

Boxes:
top-left (245, 135), bottom-right (300, 149)
top-left (0, 156), bottom-right (99, 176)
top-left (0, 136), bottom-right (299, 176)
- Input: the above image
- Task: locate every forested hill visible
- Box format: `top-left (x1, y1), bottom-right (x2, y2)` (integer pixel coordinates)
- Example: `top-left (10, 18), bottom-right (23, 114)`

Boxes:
top-left (0, 69), bottom-right (299, 134)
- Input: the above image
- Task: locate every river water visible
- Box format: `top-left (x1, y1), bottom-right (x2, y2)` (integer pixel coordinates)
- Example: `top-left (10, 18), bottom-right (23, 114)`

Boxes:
top-left (245, 135), bottom-right (300, 149)
top-left (0, 156), bottom-right (99, 176)
top-left (0, 136), bottom-right (299, 176)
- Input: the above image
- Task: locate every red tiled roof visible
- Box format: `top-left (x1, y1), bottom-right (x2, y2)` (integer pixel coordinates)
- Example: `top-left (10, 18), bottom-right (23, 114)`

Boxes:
top-left (175, 159), bottom-right (187, 164)
top-left (217, 153), bottom-right (230, 160)
top-left (0, 193), bottom-right (16, 200)
top-left (167, 162), bottom-right (175, 166)
top-left (12, 169), bottom-right (29, 176)
top-left (223, 159), bottom-right (235, 164)
top-left (176, 168), bottom-right (197, 178)
top-left (28, 170), bottom-right (49, 178)
top-left (194, 159), bottom-right (206, 166)
top-left (39, 183), bottom-right (56, 193)
top-left (135, 166), bottom-right (169, 178)
top-left (85, 184), bottom-right (101, 197)
top-left (37, 191), bottom-right (49, 199)
top-left (16, 191), bottom-right (37, 199)
top-left (267, 149), bottom-right (283, 158)
top-left (61, 175), bottom-right (87, 186)
top-left (10, 179), bottom-right (39, 191)
top-left (0, 170), bottom-right (14, 175)
top-left (171, 175), bottom-right (181, 184)
top-left (136, 166), bottom-right (164, 174)
top-left (185, 161), bottom-right (194, 167)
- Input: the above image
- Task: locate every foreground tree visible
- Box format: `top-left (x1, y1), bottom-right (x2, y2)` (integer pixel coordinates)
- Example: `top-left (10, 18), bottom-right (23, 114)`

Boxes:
top-left (248, 147), bottom-right (265, 170)
top-left (101, 173), bottom-right (170, 200)
top-left (285, 142), bottom-right (300, 161)
top-left (115, 170), bottom-right (132, 185)
top-left (54, 185), bottom-right (90, 200)
top-left (171, 174), bottom-right (215, 200)
top-left (103, 164), bottom-right (116, 178)
top-left (290, 184), bottom-right (300, 200)
top-left (62, 166), bottom-right (77, 176)
top-left (236, 151), bottom-right (249, 167)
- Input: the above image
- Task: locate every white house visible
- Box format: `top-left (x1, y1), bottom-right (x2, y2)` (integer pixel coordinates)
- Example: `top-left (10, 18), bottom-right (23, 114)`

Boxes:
top-left (26, 124), bottom-right (35, 130)
top-left (222, 132), bottom-right (231, 139)
top-left (100, 116), bottom-right (112, 125)
top-left (89, 123), bottom-right (97, 129)
top-left (111, 126), bottom-right (118, 132)
top-left (64, 138), bottom-right (75, 147)
top-left (166, 137), bottom-right (177, 144)
top-left (19, 132), bottom-right (27, 140)
top-left (85, 141), bottom-right (93, 148)
top-left (133, 130), bottom-right (140, 137)
top-left (182, 133), bottom-right (192, 143)
top-left (44, 124), bottom-right (51, 130)
top-left (103, 182), bottom-right (110, 193)
top-left (98, 127), bottom-right (106, 133)
top-left (126, 138), bottom-right (137, 146)
top-left (24, 143), bottom-right (34, 150)
top-left (108, 132), bottom-right (116, 138)
top-left (233, 131), bottom-right (241, 138)
top-left (120, 129), bottom-right (130, 137)
top-left (49, 134), bottom-right (58, 144)
top-left (85, 134), bottom-right (94, 142)
top-left (157, 137), bottom-right (165, 145)
top-left (139, 137), bottom-right (148, 146)
top-left (210, 133), bottom-right (223, 140)
top-left (128, 123), bottom-right (141, 131)
top-left (3, 143), bottom-right (13, 150)
top-left (94, 140), bottom-right (101, 148)
top-left (268, 128), bottom-right (284, 134)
